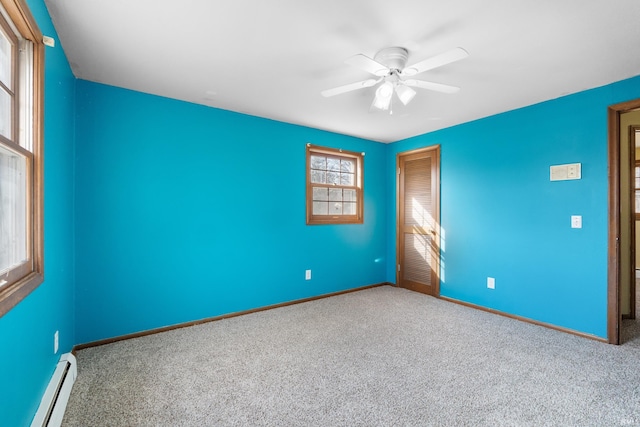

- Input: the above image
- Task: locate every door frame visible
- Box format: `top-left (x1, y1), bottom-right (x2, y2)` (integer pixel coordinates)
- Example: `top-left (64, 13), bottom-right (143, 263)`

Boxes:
top-left (630, 126), bottom-right (640, 321)
top-left (396, 145), bottom-right (441, 295)
top-left (608, 99), bottom-right (640, 344)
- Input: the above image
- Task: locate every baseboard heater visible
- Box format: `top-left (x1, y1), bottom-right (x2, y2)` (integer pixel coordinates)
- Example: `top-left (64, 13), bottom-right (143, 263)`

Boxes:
top-left (31, 353), bottom-right (77, 427)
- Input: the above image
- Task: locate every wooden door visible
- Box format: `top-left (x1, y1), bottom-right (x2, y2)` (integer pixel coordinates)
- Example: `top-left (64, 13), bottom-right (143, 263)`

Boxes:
top-left (397, 146), bottom-right (440, 295)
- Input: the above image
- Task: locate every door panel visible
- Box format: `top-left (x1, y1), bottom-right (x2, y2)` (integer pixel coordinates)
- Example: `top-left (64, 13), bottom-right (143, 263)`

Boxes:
top-left (397, 147), bottom-right (440, 295)
top-left (403, 232), bottom-right (432, 284)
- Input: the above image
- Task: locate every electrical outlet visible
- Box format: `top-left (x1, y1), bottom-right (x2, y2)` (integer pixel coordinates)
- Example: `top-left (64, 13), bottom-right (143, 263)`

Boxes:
top-left (571, 215), bottom-right (582, 229)
top-left (305, 270), bottom-right (311, 280)
top-left (487, 277), bottom-right (495, 290)
top-left (54, 330), bottom-right (59, 354)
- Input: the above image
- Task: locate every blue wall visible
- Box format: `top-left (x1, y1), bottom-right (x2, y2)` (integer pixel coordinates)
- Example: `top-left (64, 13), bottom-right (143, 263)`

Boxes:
top-left (1, 1), bottom-right (639, 421)
top-left (387, 75), bottom-right (640, 338)
top-left (74, 75), bottom-right (640, 345)
top-left (0, 1), bottom-right (76, 426)
top-left (74, 81), bottom-right (388, 344)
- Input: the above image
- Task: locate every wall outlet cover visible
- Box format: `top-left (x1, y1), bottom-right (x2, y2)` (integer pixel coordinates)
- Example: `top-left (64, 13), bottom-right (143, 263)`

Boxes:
top-left (571, 215), bottom-right (582, 229)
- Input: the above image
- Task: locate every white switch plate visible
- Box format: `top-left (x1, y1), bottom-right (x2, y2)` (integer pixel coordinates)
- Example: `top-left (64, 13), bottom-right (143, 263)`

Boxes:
top-left (305, 270), bottom-right (311, 280)
top-left (550, 163), bottom-right (581, 181)
top-left (43, 35), bottom-right (55, 47)
top-left (487, 277), bottom-right (495, 289)
top-left (54, 330), bottom-right (59, 354)
top-left (571, 215), bottom-right (582, 229)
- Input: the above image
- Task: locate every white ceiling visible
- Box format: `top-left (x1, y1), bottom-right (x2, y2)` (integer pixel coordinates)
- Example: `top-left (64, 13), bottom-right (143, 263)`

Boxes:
top-left (44, 0), bottom-right (640, 143)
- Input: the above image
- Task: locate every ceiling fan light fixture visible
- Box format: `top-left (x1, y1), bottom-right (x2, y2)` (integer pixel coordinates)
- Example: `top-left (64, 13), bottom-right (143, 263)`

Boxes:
top-left (395, 84), bottom-right (416, 106)
top-left (376, 81), bottom-right (393, 98)
top-left (373, 81), bottom-right (394, 110)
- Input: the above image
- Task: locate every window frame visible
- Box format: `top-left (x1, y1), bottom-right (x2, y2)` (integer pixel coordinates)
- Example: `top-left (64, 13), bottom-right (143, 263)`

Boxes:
top-left (306, 144), bottom-right (364, 225)
top-left (0, 0), bottom-right (44, 318)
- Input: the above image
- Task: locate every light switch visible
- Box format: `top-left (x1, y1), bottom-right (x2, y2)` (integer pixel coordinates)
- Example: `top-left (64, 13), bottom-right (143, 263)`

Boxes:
top-left (571, 215), bottom-right (582, 229)
top-left (567, 163), bottom-right (581, 179)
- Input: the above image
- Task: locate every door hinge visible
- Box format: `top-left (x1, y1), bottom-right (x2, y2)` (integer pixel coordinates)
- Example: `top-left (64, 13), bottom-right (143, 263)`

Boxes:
top-left (397, 167), bottom-right (400, 175)
top-left (397, 264), bottom-right (401, 272)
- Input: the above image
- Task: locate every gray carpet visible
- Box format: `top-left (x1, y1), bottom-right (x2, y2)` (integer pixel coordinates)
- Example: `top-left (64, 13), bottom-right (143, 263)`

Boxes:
top-left (62, 286), bottom-right (640, 427)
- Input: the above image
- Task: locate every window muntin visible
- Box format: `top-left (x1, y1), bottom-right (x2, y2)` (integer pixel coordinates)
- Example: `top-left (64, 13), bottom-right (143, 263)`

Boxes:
top-left (0, 0), bottom-right (43, 318)
top-left (306, 145), bottom-right (363, 225)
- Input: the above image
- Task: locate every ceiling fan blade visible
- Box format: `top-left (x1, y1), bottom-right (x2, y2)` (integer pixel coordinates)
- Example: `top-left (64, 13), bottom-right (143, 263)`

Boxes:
top-left (404, 79), bottom-right (461, 94)
top-left (402, 47), bottom-right (469, 76)
top-left (321, 79), bottom-right (378, 97)
top-left (345, 54), bottom-right (389, 77)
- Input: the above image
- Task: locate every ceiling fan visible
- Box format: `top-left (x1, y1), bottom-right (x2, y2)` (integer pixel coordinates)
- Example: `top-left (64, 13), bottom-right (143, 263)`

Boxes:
top-left (321, 46), bottom-right (468, 112)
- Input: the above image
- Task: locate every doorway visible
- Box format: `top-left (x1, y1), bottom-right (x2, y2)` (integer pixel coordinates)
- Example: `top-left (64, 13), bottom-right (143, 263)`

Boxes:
top-left (396, 146), bottom-right (440, 296)
top-left (608, 99), bottom-right (640, 344)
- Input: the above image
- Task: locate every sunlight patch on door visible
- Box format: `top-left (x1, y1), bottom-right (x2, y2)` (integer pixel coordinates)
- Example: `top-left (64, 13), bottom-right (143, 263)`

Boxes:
top-left (410, 197), bottom-right (445, 283)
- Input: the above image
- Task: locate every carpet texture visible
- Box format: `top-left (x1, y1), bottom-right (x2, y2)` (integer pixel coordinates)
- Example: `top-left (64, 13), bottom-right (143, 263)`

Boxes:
top-left (62, 286), bottom-right (640, 426)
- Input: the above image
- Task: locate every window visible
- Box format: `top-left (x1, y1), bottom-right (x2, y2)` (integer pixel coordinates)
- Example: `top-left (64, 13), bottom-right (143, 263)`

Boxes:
top-left (306, 144), bottom-right (363, 225)
top-left (0, 0), bottom-right (43, 317)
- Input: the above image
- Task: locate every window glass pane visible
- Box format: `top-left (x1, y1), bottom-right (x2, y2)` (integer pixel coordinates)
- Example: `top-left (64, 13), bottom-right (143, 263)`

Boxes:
top-left (0, 87), bottom-right (12, 140)
top-left (326, 171), bottom-right (339, 185)
top-left (343, 202), bottom-right (356, 215)
top-left (340, 160), bottom-right (354, 173)
top-left (311, 170), bottom-right (325, 184)
top-left (310, 155), bottom-right (326, 170)
top-left (312, 187), bottom-right (328, 201)
top-left (636, 191), bottom-right (640, 214)
top-left (313, 201), bottom-right (328, 215)
top-left (330, 202), bottom-right (343, 214)
top-left (344, 189), bottom-right (357, 202)
top-left (328, 188), bottom-right (342, 201)
top-left (0, 27), bottom-right (12, 90)
top-left (340, 172), bottom-right (354, 186)
top-left (0, 144), bottom-right (27, 272)
top-left (327, 157), bottom-right (340, 171)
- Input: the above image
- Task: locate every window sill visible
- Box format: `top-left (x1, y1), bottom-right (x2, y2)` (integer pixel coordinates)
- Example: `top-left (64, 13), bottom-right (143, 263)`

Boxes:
top-left (0, 271), bottom-right (44, 318)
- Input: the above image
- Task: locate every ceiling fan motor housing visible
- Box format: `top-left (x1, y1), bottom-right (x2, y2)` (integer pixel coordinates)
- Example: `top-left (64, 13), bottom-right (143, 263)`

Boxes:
top-left (374, 47), bottom-right (409, 72)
